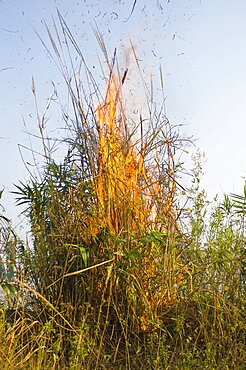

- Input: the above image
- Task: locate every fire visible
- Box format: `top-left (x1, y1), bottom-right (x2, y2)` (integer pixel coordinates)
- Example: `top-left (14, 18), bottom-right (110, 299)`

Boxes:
top-left (95, 75), bottom-right (147, 233)
top-left (94, 73), bottom-right (176, 234)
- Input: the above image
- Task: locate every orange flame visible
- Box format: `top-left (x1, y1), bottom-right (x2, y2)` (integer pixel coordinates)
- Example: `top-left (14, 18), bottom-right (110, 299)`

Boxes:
top-left (94, 73), bottom-right (177, 235)
top-left (95, 76), bottom-right (145, 233)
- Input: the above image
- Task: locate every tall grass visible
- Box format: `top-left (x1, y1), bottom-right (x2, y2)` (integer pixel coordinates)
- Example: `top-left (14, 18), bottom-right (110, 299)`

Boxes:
top-left (0, 14), bottom-right (245, 369)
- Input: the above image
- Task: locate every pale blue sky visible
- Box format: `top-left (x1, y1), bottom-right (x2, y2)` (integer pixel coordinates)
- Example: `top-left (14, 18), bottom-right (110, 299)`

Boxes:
top-left (0, 0), bottom-right (246, 232)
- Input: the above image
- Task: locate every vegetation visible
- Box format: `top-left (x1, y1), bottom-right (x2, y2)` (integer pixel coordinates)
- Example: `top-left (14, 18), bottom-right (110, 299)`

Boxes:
top-left (0, 15), bottom-right (245, 369)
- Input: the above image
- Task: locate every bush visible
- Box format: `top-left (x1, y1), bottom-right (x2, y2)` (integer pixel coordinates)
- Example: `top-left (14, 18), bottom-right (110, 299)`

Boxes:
top-left (0, 14), bottom-right (245, 369)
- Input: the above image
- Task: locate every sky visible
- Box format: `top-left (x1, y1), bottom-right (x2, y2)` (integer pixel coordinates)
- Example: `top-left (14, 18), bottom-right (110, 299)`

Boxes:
top-left (0, 0), bottom-right (246, 234)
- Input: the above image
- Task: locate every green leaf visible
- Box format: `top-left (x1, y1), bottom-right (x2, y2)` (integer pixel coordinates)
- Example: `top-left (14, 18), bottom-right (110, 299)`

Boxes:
top-left (79, 247), bottom-right (88, 267)
top-left (230, 187), bottom-right (246, 214)
top-left (127, 245), bottom-right (142, 260)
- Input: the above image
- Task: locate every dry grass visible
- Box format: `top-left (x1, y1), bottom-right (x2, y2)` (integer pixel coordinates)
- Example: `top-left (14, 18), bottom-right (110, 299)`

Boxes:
top-left (0, 13), bottom-right (245, 369)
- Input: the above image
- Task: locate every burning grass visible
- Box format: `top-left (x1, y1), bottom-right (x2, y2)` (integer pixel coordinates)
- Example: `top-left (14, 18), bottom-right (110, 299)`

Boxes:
top-left (0, 13), bottom-right (245, 369)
